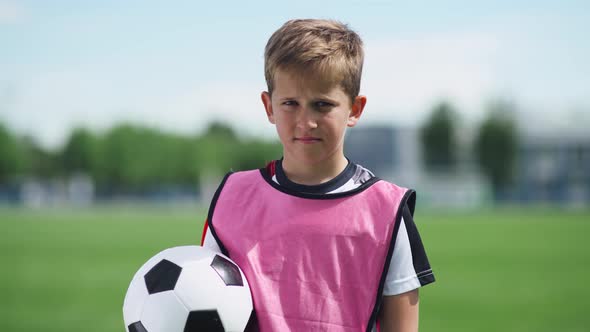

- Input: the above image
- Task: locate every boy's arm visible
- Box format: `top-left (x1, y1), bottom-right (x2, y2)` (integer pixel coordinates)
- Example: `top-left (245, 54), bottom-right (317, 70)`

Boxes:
top-left (379, 289), bottom-right (420, 332)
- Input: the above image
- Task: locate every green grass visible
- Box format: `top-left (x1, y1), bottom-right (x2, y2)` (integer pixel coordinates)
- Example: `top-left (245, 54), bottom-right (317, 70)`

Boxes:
top-left (1, 206), bottom-right (589, 332)
top-left (417, 208), bottom-right (590, 332)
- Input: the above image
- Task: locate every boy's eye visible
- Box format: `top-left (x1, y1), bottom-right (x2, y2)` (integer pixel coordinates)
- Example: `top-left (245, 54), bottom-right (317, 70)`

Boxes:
top-left (282, 100), bottom-right (298, 106)
top-left (315, 101), bottom-right (334, 109)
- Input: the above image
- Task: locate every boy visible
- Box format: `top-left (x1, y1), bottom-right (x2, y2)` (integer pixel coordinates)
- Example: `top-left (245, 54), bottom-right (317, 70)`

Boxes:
top-left (202, 19), bottom-right (434, 331)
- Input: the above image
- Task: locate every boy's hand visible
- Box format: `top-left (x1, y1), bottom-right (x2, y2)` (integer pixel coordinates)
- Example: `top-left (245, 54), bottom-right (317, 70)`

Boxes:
top-left (379, 289), bottom-right (419, 332)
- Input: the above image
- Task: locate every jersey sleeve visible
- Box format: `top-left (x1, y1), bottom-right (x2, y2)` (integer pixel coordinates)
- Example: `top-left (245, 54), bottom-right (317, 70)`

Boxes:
top-left (382, 204), bottom-right (435, 296)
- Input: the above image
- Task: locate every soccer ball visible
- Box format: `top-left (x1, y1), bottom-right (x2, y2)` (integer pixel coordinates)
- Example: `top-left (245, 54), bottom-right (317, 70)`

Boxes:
top-left (123, 245), bottom-right (254, 332)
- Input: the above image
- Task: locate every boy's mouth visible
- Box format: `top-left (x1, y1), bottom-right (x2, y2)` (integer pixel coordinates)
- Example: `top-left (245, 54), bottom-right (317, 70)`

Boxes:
top-left (294, 136), bottom-right (322, 144)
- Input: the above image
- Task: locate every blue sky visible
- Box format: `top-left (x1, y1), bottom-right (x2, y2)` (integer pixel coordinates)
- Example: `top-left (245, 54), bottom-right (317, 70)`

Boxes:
top-left (1, 0), bottom-right (589, 148)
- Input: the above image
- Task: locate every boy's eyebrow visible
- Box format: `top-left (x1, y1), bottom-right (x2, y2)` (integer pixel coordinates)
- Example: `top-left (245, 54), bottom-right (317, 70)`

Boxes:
top-left (276, 94), bottom-right (339, 102)
top-left (312, 95), bottom-right (339, 103)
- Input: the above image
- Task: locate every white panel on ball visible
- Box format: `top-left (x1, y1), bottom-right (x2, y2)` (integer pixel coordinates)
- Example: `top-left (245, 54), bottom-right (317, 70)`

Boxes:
top-left (141, 291), bottom-right (189, 332)
top-left (175, 251), bottom-right (253, 331)
top-left (214, 277), bottom-right (253, 332)
top-left (174, 263), bottom-right (222, 311)
top-left (122, 274), bottom-right (149, 325)
top-left (160, 245), bottom-right (213, 267)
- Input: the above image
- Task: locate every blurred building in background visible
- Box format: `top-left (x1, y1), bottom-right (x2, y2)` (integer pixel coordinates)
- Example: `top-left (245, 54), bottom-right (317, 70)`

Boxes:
top-left (345, 125), bottom-right (488, 209)
top-left (19, 174), bottom-right (94, 208)
top-left (512, 130), bottom-right (590, 206)
top-left (345, 122), bottom-right (589, 209)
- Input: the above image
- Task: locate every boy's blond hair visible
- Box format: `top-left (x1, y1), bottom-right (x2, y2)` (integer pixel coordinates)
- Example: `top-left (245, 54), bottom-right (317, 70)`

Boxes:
top-left (264, 19), bottom-right (364, 103)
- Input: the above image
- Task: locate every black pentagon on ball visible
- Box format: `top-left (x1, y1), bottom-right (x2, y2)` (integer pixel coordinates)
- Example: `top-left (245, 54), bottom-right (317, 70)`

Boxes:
top-left (128, 321), bottom-right (148, 332)
top-left (184, 310), bottom-right (225, 332)
top-left (244, 310), bottom-right (258, 332)
top-left (211, 254), bottom-right (243, 286)
top-left (144, 259), bottom-right (182, 294)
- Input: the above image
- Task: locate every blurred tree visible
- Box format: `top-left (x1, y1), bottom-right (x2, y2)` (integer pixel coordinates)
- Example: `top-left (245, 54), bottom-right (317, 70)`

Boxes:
top-left (0, 123), bottom-right (25, 182)
top-left (61, 127), bottom-right (97, 175)
top-left (21, 136), bottom-right (59, 178)
top-left (235, 139), bottom-right (282, 171)
top-left (203, 121), bottom-right (237, 140)
top-left (0, 119), bottom-right (282, 192)
top-left (96, 124), bottom-right (204, 191)
top-left (197, 122), bottom-right (240, 174)
top-left (420, 101), bottom-right (458, 171)
top-left (174, 136), bottom-right (202, 186)
top-left (98, 124), bottom-right (161, 190)
top-left (474, 100), bottom-right (519, 197)
top-left (150, 133), bottom-right (201, 186)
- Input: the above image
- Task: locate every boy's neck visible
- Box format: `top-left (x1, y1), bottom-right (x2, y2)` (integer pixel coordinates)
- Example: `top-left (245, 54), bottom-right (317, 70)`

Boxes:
top-left (281, 154), bottom-right (349, 186)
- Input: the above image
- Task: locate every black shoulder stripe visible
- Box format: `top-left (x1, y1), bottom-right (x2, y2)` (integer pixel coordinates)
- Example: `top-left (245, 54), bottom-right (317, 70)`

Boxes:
top-left (405, 190), bottom-right (416, 216)
top-left (402, 202), bottom-right (435, 286)
top-left (418, 272), bottom-right (436, 286)
top-left (206, 172), bottom-right (233, 257)
top-left (366, 189), bottom-right (416, 332)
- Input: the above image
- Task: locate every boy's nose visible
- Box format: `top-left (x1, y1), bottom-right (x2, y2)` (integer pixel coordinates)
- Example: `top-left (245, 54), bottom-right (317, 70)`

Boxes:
top-left (296, 108), bottom-right (318, 129)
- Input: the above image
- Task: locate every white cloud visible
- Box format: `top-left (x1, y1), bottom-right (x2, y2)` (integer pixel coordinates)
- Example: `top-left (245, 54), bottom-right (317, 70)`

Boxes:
top-left (0, 1), bottom-right (25, 24)
top-left (361, 14), bottom-right (590, 129)
top-left (6, 12), bottom-right (589, 148)
top-left (148, 81), bottom-right (274, 138)
top-left (10, 71), bottom-right (274, 149)
top-left (362, 30), bottom-right (502, 126)
top-left (10, 70), bottom-right (126, 147)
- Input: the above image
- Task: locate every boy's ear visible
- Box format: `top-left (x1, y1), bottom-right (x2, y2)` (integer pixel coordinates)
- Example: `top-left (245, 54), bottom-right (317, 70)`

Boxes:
top-left (261, 91), bottom-right (275, 124)
top-left (348, 95), bottom-right (367, 127)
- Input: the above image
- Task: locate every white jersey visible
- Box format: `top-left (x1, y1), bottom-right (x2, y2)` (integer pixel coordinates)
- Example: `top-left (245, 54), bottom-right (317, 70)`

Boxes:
top-left (202, 159), bottom-right (434, 297)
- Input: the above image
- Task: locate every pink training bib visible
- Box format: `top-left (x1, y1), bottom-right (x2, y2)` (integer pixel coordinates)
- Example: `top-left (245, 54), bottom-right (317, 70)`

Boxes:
top-left (208, 170), bottom-right (413, 332)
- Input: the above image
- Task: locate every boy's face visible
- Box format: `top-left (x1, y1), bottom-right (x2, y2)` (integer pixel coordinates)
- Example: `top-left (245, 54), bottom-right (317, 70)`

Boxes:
top-left (261, 69), bottom-right (366, 168)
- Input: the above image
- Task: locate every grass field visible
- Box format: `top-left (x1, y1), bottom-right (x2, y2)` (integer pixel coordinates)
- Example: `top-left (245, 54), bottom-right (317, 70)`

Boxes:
top-left (1, 205), bottom-right (589, 332)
